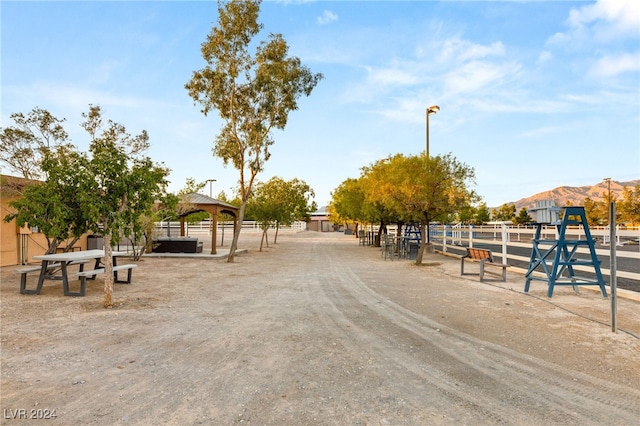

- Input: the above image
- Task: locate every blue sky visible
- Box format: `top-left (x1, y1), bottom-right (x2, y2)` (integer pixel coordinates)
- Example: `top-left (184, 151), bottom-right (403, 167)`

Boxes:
top-left (2, 0), bottom-right (639, 208)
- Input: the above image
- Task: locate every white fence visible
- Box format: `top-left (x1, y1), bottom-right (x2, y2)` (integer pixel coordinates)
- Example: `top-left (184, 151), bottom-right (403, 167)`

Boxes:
top-left (429, 224), bottom-right (640, 284)
top-left (153, 220), bottom-right (308, 237)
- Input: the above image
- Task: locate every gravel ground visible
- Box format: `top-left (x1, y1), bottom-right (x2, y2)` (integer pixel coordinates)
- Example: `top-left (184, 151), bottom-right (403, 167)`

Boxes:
top-left (1, 231), bottom-right (639, 425)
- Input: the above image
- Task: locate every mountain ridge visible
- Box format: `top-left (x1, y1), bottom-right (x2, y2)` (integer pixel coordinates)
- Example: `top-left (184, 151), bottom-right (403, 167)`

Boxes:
top-left (503, 179), bottom-right (639, 212)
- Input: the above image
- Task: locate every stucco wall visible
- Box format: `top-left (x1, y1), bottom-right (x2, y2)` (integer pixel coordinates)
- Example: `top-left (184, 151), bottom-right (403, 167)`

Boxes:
top-left (1, 175), bottom-right (89, 267)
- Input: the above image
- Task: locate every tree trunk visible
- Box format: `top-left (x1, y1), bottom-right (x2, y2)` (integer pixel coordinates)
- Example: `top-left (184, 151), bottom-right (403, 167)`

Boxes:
top-left (227, 202), bottom-right (247, 263)
top-left (63, 237), bottom-right (80, 252)
top-left (47, 238), bottom-right (59, 255)
top-left (103, 232), bottom-right (114, 308)
top-left (415, 220), bottom-right (427, 265)
top-left (259, 228), bottom-right (268, 252)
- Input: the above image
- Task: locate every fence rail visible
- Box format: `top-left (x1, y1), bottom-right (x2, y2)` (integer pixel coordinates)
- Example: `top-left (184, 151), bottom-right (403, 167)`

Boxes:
top-left (153, 220), bottom-right (308, 237)
top-left (429, 224), bottom-right (640, 290)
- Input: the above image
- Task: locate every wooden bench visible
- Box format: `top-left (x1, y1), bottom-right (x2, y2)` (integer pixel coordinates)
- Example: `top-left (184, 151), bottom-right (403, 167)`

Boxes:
top-left (18, 259), bottom-right (90, 294)
top-left (460, 248), bottom-right (508, 282)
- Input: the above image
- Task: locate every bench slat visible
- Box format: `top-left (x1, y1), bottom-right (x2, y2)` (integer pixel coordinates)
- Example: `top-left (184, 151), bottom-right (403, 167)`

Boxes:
top-left (77, 264), bottom-right (137, 286)
top-left (77, 264), bottom-right (137, 277)
top-left (17, 259), bottom-right (89, 274)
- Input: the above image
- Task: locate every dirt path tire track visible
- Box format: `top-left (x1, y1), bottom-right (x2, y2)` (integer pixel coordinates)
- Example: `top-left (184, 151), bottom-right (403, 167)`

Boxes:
top-left (300, 234), bottom-right (640, 425)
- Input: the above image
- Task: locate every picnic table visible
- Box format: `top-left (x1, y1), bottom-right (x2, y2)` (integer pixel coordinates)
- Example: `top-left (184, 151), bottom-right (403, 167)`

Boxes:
top-left (24, 249), bottom-right (131, 296)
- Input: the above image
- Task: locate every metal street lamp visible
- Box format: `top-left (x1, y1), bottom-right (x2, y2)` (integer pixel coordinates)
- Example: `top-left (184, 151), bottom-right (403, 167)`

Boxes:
top-left (602, 178), bottom-right (617, 332)
top-left (424, 105), bottom-right (439, 246)
top-left (603, 177), bottom-right (612, 222)
top-left (425, 105), bottom-right (440, 157)
top-left (206, 179), bottom-right (216, 198)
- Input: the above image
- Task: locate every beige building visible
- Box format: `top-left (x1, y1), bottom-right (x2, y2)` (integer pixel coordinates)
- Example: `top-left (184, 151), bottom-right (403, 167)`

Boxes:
top-left (1, 175), bottom-right (92, 267)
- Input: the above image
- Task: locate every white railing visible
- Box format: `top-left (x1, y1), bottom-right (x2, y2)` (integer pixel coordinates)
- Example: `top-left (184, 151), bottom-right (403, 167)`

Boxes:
top-left (153, 220), bottom-right (308, 236)
top-left (430, 224), bottom-right (640, 284)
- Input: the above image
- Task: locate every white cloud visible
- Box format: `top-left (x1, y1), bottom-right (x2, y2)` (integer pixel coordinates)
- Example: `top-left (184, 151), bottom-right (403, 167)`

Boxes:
top-left (317, 10), bottom-right (337, 26)
top-left (438, 38), bottom-right (506, 64)
top-left (443, 60), bottom-right (520, 96)
top-left (377, 98), bottom-right (425, 123)
top-left (568, 0), bottom-right (639, 36)
top-left (364, 65), bottom-right (419, 87)
top-left (589, 53), bottom-right (640, 77)
top-left (550, 0), bottom-right (639, 45)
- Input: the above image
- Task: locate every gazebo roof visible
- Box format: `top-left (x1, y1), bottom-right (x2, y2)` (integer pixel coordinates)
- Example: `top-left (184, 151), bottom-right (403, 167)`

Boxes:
top-left (178, 193), bottom-right (239, 217)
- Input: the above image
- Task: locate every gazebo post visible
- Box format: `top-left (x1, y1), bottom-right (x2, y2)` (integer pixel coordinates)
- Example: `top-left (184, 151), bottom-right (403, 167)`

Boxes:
top-left (211, 211), bottom-right (218, 255)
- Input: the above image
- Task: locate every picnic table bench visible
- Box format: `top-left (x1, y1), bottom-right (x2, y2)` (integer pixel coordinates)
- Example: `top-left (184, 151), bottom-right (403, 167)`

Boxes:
top-left (18, 259), bottom-right (90, 294)
top-left (76, 264), bottom-right (137, 296)
top-left (460, 248), bottom-right (508, 282)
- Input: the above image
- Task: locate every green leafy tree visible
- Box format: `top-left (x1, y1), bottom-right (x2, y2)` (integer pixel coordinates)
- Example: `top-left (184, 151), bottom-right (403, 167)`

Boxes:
top-left (246, 176), bottom-right (316, 250)
top-left (3, 109), bottom-right (94, 254)
top-left (0, 107), bottom-right (69, 180)
top-left (359, 159), bottom-right (408, 244)
top-left (246, 182), bottom-right (279, 251)
top-left (370, 153), bottom-right (477, 264)
top-left (185, 0), bottom-right (323, 262)
top-left (456, 204), bottom-right (477, 225)
top-left (271, 177), bottom-right (316, 243)
top-left (5, 144), bottom-right (92, 253)
top-left (474, 202), bottom-right (491, 225)
top-left (514, 208), bottom-right (533, 225)
top-left (491, 204), bottom-right (516, 222)
top-left (330, 178), bottom-right (367, 236)
top-left (80, 105), bottom-right (170, 308)
top-left (583, 197), bottom-right (607, 226)
top-left (619, 184), bottom-right (640, 225)
top-left (592, 187), bottom-right (625, 226)
top-left (4, 106), bottom-right (170, 305)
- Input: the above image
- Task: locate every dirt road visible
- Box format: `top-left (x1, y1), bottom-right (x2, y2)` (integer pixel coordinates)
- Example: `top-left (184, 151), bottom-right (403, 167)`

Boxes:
top-left (1, 231), bottom-right (639, 424)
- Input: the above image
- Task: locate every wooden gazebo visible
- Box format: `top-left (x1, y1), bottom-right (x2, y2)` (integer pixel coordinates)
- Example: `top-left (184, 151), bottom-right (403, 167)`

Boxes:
top-left (178, 193), bottom-right (239, 254)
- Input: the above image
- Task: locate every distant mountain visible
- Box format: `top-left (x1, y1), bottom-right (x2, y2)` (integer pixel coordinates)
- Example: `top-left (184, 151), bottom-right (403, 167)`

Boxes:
top-left (507, 179), bottom-right (640, 212)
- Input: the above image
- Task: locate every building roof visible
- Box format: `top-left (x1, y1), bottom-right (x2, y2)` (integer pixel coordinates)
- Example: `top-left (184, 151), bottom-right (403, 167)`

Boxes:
top-left (180, 193), bottom-right (238, 209)
top-left (312, 206), bottom-right (328, 216)
top-left (178, 193), bottom-right (239, 217)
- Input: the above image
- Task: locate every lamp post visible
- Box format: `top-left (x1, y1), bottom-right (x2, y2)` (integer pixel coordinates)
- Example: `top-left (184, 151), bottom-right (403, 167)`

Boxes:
top-left (424, 105), bottom-right (440, 247)
top-left (425, 105), bottom-right (440, 157)
top-left (206, 179), bottom-right (216, 198)
top-left (603, 177), bottom-right (617, 332)
top-left (603, 177), bottom-right (612, 222)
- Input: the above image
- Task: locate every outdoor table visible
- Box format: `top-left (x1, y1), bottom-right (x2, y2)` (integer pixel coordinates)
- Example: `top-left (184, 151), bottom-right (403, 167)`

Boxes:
top-left (32, 249), bottom-right (128, 296)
